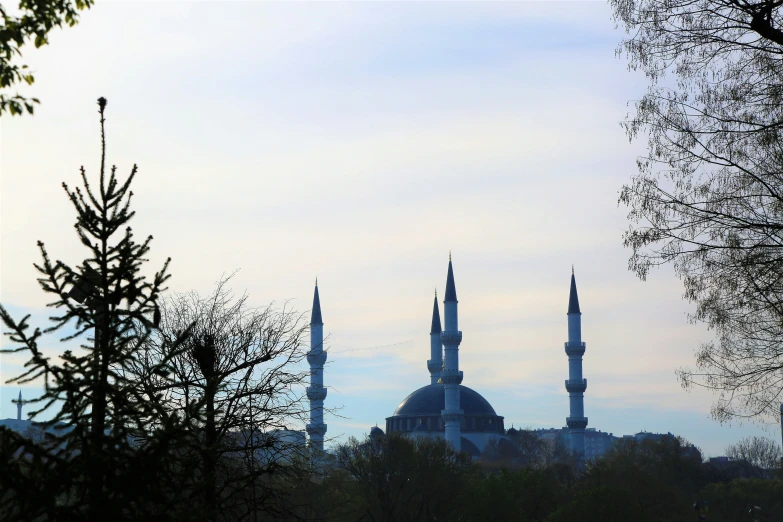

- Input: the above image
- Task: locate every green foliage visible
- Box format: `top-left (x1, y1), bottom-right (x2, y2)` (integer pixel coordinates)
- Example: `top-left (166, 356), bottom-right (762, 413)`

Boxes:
top-left (466, 467), bottom-right (562, 522)
top-left (1, 0), bottom-right (93, 115)
top-left (700, 479), bottom-right (783, 521)
top-left (0, 0), bottom-right (93, 116)
top-left (321, 434), bottom-right (754, 522)
top-left (546, 485), bottom-right (650, 522)
top-left (578, 437), bottom-right (705, 521)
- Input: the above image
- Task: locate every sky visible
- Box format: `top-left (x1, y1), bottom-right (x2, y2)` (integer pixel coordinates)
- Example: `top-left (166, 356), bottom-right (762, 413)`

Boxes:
top-left (1, 0), bottom-right (780, 457)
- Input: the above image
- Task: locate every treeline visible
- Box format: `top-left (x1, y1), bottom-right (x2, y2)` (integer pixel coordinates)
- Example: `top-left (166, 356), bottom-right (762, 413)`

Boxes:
top-left (300, 432), bottom-right (782, 522)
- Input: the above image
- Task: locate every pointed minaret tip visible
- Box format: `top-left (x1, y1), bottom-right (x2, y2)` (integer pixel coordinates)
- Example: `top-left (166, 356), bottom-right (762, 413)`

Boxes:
top-left (431, 292), bottom-right (442, 334)
top-left (444, 256), bottom-right (457, 302)
top-left (568, 270), bottom-right (581, 314)
top-left (311, 281), bottom-right (323, 325)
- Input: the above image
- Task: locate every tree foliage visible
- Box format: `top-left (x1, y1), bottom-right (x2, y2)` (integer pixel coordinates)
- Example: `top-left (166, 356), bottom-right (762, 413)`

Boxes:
top-left (1, 0), bottom-right (93, 116)
top-left (612, 0), bottom-right (783, 421)
top-left (701, 478), bottom-right (783, 521)
top-left (548, 436), bottom-right (704, 522)
top-left (335, 432), bottom-right (477, 522)
top-left (0, 97), bottom-right (189, 521)
top-left (466, 467), bottom-right (562, 522)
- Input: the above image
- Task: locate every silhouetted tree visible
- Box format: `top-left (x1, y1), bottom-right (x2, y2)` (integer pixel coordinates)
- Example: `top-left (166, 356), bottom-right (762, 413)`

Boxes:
top-left (130, 274), bottom-right (311, 522)
top-left (573, 436), bottom-right (704, 521)
top-left (612, 0), bottom-right (783, 422)
top-left (726, 436), bottom-right (782, 475)
top-left (504, 428), bottom-right (548, 468)
top-left (465, 467), bottom-right (562, 522)
top-left (335, 432), bottom-right (477, 521)
top-left (700, 478), bottom-right (783, 521)
top-left (0, 97), bottom-right (189, 521)
top-left (1, 0), bottom-right (93, 116)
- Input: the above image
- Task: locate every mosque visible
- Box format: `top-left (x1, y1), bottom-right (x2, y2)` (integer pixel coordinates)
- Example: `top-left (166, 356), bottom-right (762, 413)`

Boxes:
top-left (305, 256), bottom-right (589, 459)
top-left (4, 257), bottom-right (590, 461)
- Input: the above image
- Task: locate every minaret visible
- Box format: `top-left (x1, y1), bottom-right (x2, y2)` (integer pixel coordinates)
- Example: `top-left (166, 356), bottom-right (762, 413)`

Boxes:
top-left (427, 289), bottom-right (443, 385)
top-left (16, 390), bottom-right (22, 421)
top-left (565, 268), bottom-right (588, 459)
top-left (306, 280), bottom-right (327, 452)
top-left (440, 255), bottom-right (463, 451)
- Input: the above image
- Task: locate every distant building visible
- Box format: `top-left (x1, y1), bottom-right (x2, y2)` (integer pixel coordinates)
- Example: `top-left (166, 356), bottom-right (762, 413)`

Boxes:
top-left (1, 392), bottom-right (74, 455)
top-left (531, 426), bottom-right (618, 461)
top-left (632, 431), bottom-right (676, 443)
top-left (584, 428), bottom-right (617, 458)
top-left (230, 428), bottom-right (307, 465)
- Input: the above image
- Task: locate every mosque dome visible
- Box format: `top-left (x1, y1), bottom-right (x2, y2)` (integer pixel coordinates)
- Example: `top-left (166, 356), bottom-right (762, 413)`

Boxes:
top-left (393, 384), bottom-right (497, 416)
top-left (385, 384), bottom-right (504, 436)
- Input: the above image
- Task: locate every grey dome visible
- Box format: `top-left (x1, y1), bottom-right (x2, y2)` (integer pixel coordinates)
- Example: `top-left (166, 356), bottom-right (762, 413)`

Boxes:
top-left (392, 384), bottom-right (497, 416)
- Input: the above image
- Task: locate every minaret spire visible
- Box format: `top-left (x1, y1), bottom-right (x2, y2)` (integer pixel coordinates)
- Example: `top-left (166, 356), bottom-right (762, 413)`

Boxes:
top-left (311, 279), bottom-right (322, 325)
top-left (568, 270), bottom-right (580, 314)
top-left (440, 256), bottom-right (463, 452)
top-left (445, 257), bottom-right (457, 302)
top-left (15, 390), bottom-right (22, 421)
top-left (306, 280), bottom-right (327, 452)
top-left (564, 269), bottom-right (587, 462)
top-left (427, 290), bottom-right (443, 384)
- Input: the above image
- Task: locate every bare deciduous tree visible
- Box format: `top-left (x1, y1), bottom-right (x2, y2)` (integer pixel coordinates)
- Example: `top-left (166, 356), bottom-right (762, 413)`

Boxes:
top-left (611, 0), bottom-right (783, 421)
top-left (131, 274), bottom-right (311, 522)
top-left (725, 436), bottom-right (782, 472)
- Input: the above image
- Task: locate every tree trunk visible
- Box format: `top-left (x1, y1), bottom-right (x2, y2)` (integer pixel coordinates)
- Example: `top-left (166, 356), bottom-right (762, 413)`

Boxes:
top-left (204, 381), bottom-right (218, 522)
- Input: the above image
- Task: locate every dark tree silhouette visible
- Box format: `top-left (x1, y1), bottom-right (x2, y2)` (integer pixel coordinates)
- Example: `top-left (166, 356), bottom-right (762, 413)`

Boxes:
top-left (611, 0), bottom-right (783, 422)
top-left (130, 274), bottom-right (311, 522)
top-left (726, 436), bottom-right (782, 474)
top-left (335, 432), bottom-right (477, 522)
top-left (0, 97), bottom-right (189, 521)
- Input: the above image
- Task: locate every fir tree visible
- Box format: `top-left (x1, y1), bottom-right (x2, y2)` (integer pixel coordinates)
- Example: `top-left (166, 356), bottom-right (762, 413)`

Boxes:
top-left (0, 97), bottom-right (190, 521)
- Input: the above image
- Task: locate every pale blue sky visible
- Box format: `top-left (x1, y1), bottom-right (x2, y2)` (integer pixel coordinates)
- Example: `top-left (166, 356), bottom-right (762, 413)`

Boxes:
top-left (1, 1), bottom-right (779, 456)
